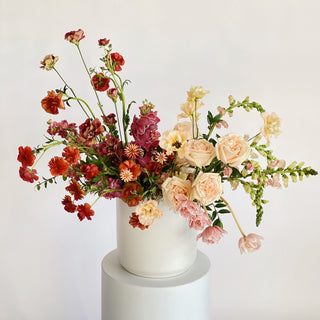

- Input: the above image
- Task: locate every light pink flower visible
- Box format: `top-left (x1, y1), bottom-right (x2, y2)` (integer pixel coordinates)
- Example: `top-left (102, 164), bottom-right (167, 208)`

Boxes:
top-left (238, 233), bottom-right (264, 254)
top-left (217, 106), bottom-right (226, 116)
top-left (197, 226), bottom-right (227, 244)
top-left (223, 166), bottom-right (233, 178)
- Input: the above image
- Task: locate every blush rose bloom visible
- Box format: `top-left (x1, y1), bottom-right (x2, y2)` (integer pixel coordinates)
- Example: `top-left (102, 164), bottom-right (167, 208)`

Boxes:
top-left (197, 226), bottom-right (227, 244)
top-left (191, 172), bottom-right (222, 206)
top-left (184, 139), bottom-right (216, 167)
top-left (215, 133), bottom-right (250, 167)
top-left (135, 200), bottom-right (163, 226)
top-left (161, 176), bottom-right (192, 209)
top-left (238, 233), bottom-right (264, 254)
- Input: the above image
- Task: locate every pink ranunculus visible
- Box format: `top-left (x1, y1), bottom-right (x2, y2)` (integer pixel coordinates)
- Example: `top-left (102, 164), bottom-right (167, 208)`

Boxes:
top-left (197, 225), bottom-right (227, 244)
top-left (238, 233), bottom-right (264, 254)
top-left (188, 211), bottom-right (212, 230)
top-left (175, 194), bottom-right (201, 218)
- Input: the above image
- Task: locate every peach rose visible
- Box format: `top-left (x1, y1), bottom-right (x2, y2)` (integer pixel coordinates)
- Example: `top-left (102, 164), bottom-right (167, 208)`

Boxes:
top-left (161, 176), bottom-right (192, 209)
top-left (191, 172), bottom-right (222, 206)
top-left (184, 139), bottom-right (216, 167)
top-left (215, 134), bottom-right (250, 167)
top-left (135, 200), bottom-right (163, 226)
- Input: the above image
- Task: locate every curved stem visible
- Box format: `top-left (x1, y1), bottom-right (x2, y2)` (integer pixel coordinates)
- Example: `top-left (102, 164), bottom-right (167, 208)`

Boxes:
top-left (32, 141), bottom-right (63, 169)
top-left (113, 101), bottom-right (123, 142)
top-left (220, 196), bottom-right (246, 237)
top-left (64, 95), bottom-right (95, 119)
top-left (76, 45), bottom-right (105, 116)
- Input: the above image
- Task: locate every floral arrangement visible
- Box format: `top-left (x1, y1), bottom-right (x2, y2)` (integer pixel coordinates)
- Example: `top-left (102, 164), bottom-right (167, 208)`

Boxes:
top-left (18, 29), bottom-right (317, 254)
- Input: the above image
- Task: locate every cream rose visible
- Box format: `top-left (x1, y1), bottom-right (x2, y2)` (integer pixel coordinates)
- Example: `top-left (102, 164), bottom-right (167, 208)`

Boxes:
top-left (161, 176), bottom-right (192, 209)
top-left (135, 200), bottom-right (163, 226)
top-left (215, 134), bottom-right (250, 167)
top-left (191, 172), bottom-right (222, 206)
top-left (184, 139), bottom-right (216, 167)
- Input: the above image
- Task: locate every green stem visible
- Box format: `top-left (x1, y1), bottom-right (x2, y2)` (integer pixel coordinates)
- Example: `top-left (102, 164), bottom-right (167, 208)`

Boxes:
top-left (64, 94), bottom-right (95, 118)
top-left (32, 141), bottom-right (63, 169)
top-left (76, 44), bottom-right (105, 116)
top-left (53, 67), bottom-right (91, 119)
top-left (91, 188), bottom-right (122, 207)
top-left (113, 101), bottom-right (123, 142)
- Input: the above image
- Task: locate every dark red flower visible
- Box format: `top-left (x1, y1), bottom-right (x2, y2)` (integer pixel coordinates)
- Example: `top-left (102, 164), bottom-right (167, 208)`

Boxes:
top-left (66, 179), bottom-right (86, 200)
top-left (61, 195), bottom-right (77, 213)
top-left (47, 120), bottom-right (77, 138)
top-left (110, 52), bottom-right (125, 71)
top-left (129, 212), bottom-right (149, 230)
top-left (79, 118), bottom-right (105, 146)
top-left (62, 146), bottom-right (81, 165)
top-left (19, 166), bottom-right (39, 183)
top-left (102, 113), bottom-right (117, 128)
top-left (91, 73), bottom-right (110, 92)
top-left (41, 91), bottom-right (65, 115)
top-left (80, 163), bottom-right (99, 180)
top-left (120, 182), bottom-right (143, 207)
top-left (65, 29), bottom-right (85, 44)
top-left (48, 157), bottom-right (70, 176)
top-left (98, 38), bottom-right (110, 46)
top-left (144, 161), bottom-right (162, 177)
top-left (77, 203), bottom-right (95, 221)
top-left (17, 146), bottom-right (36, 167)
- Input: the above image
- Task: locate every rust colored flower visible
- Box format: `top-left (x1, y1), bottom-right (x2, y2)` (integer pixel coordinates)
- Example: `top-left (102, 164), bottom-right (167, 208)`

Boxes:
top-left (65, 29), bottom-right (85, 44)
top-left (110, 52), bottom-right (125, 71)
top-left (40, 54), bottom-right (59, 71)
top-left (102, 113), bottom-right (117, 128)
top-left (98, 38), bottom-right (110, 46)
top-left (41, 91), bottom-right (65, 115)
top-left (107, 87), bottom-right (119, 101)
top-left (48, 156), bottom-right (70, 176)
top-left (119, 159), bottom-right (141, 182)
top-left (61, 195), bottom-right (77, 213)
top-left (91, 73), bottom-right (110, 92)
top-left (144, 161), bottom-right (162, 177)
top-left (62, 146), bottom-right (81, 165)
top-left (77, 203), bottom-right (95, 221)
top-left (80, 163), bottom-right (99, 180)
top-left (79, 118), bottom-right (105, 146)
top-left (19, 166), bottom-right (39, 183)
top-left (129, 212), bottom-right (149, 230)
top-left (66, 179), bottom-right (86, 200)
top-left (120, 182), bottom-right (143, 207)
top-left (17, 146), bottom-right (36, 167)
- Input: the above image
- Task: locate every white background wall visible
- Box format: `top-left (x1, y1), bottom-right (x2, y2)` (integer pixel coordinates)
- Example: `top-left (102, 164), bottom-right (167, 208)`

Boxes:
top-left (1, 0), bottom-right (319, 319)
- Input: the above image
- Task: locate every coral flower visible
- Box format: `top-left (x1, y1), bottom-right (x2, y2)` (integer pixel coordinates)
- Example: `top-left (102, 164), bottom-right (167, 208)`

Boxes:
top-left (77, 203), bottom-right (95, 221)
top-left (19, 166), bottom-right (39, 183)
top-left (17, 146), bottom-right (36, 167)
top-left (62, 146), bottom-right (80, 165)
top-left (91, 73), bottom-right (110, 92)
top-left (61, 195), bottom-right (77, 213)
top-left (120, 182), bottom-right (143, 207)
top-left (66, 179), bottom-right (86, 200)
top-left (65, 29), bottom-right (85, 44)
top-left (41, 91), bottom-right (65, 115)
top-left (110, 52), bottom-right (125, 71)
top-left (80, 163), bottom-right (99, 180)
top-left (48, 157), bottom-right (70, 176)
top-left (119, 159), bottom-right (141, 182)
top-left (238, 233), bottom-right (264, 254)
top-left (197, 226), bottom-right (227, 244)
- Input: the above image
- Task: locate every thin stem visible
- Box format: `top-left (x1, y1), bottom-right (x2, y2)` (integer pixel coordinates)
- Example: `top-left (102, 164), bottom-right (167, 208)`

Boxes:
top-left (113, 101), bottom-right (123, 142)
top-left (53, 67), bottom-right (91, 119)
top-left (64, 94), bottom-right (95, 119)
top-left (91, 188), bottom-right (122, 207)
top-left (76, 45), bottom-right (105, 116)
top-left (32, 141), bottom-right (63, 169)
top-left (220, 196), bottom-right (246, 237)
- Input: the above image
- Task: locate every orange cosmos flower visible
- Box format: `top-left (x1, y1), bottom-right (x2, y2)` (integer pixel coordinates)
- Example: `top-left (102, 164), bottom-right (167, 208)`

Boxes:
top-left (119, 159), bottom-right (141, 182)
top-left (41, 90), bottom-right (65, 115)
top-left (48, 156), bottom-right (69, 176)
top-left (120, 182), bottom-right (143, 207)
top-left (65, 179), bottom-right (86, 200)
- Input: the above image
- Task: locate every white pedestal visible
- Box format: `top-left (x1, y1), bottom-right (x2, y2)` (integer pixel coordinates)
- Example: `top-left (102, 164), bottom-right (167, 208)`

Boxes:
top-left (101, 250), bottom-right (211, 320)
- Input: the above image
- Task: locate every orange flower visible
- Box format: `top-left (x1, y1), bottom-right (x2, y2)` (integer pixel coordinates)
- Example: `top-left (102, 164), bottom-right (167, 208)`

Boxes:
top-left (66, 179), bottom-right (86, 200)
top-left (119, 159), bottom-right (141, 182)
top-left (48, 156), bottom-right (69, 176)
top-left (62, 146), bottom-right (81, 165)
top-left (129, 212), bottom-right (149, 230)
top-left (120, 182), bottom-right (143, 207)
top-left (41, 90), bottom-right (65, 115)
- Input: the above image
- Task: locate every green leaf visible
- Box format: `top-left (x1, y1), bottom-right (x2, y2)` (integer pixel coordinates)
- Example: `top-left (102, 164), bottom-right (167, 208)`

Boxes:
top-left (218, 209), bottom-right (230, 214)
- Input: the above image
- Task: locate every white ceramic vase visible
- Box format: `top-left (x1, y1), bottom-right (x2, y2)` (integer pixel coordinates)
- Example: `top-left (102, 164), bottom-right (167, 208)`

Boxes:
top-left (116, 199), bottom-right (198, 278)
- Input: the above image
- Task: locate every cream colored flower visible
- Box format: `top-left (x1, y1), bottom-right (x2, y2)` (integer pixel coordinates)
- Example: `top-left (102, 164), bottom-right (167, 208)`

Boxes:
top-left (238, 233), bottom-right (264, 254)
top-left (161, 176), bottom-right (192, 209)
top-left (191, 172), bottom-right (222, 206)
top-left (187, 86), bottom-right (210, 101)
top-left (177, 101), bottom-right (203, 120)
top-left (135, 200), bottom-right (163, 226)
top-left (40, 54), bottom-right (59, 71)
top-left (174, 121), bottom-right (193, 140)
top-left (260, 112), bottom-right (281, 144)
top-left (215, 134), bottom-right (250, 167)
top-left (159, 130), bottom-right (187, 156)
top-left (184, 139), bottom-right (216, 167)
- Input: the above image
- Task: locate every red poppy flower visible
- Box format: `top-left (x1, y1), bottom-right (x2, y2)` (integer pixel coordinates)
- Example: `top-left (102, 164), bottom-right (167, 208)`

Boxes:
top-left (120, 182), bottom-right (143, 207)
top-left (48, 156), bottom-right (70, 176)
top-left (91, 73), bottom-right (110, 92)
top-left (41, 91), bottom-right (65, 115)
top-left (110, 52), bottom-right (125, 71)
top-left (19, 166), bottom-right (39, 183)
top-left (62, 146), bottom-right (81, 165)
top-left (17, 146), bottom-right (36, 167)
top-left (66, 179), bottom-right (86, 200)
top-left (61, 195), bottom-right (77, 213)
top-left (77, 203), bottom-right (95, 221)
top-left (129, 212), bottom-right (149, 230)
top-left (80, 163), bottom-right (99, 180)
